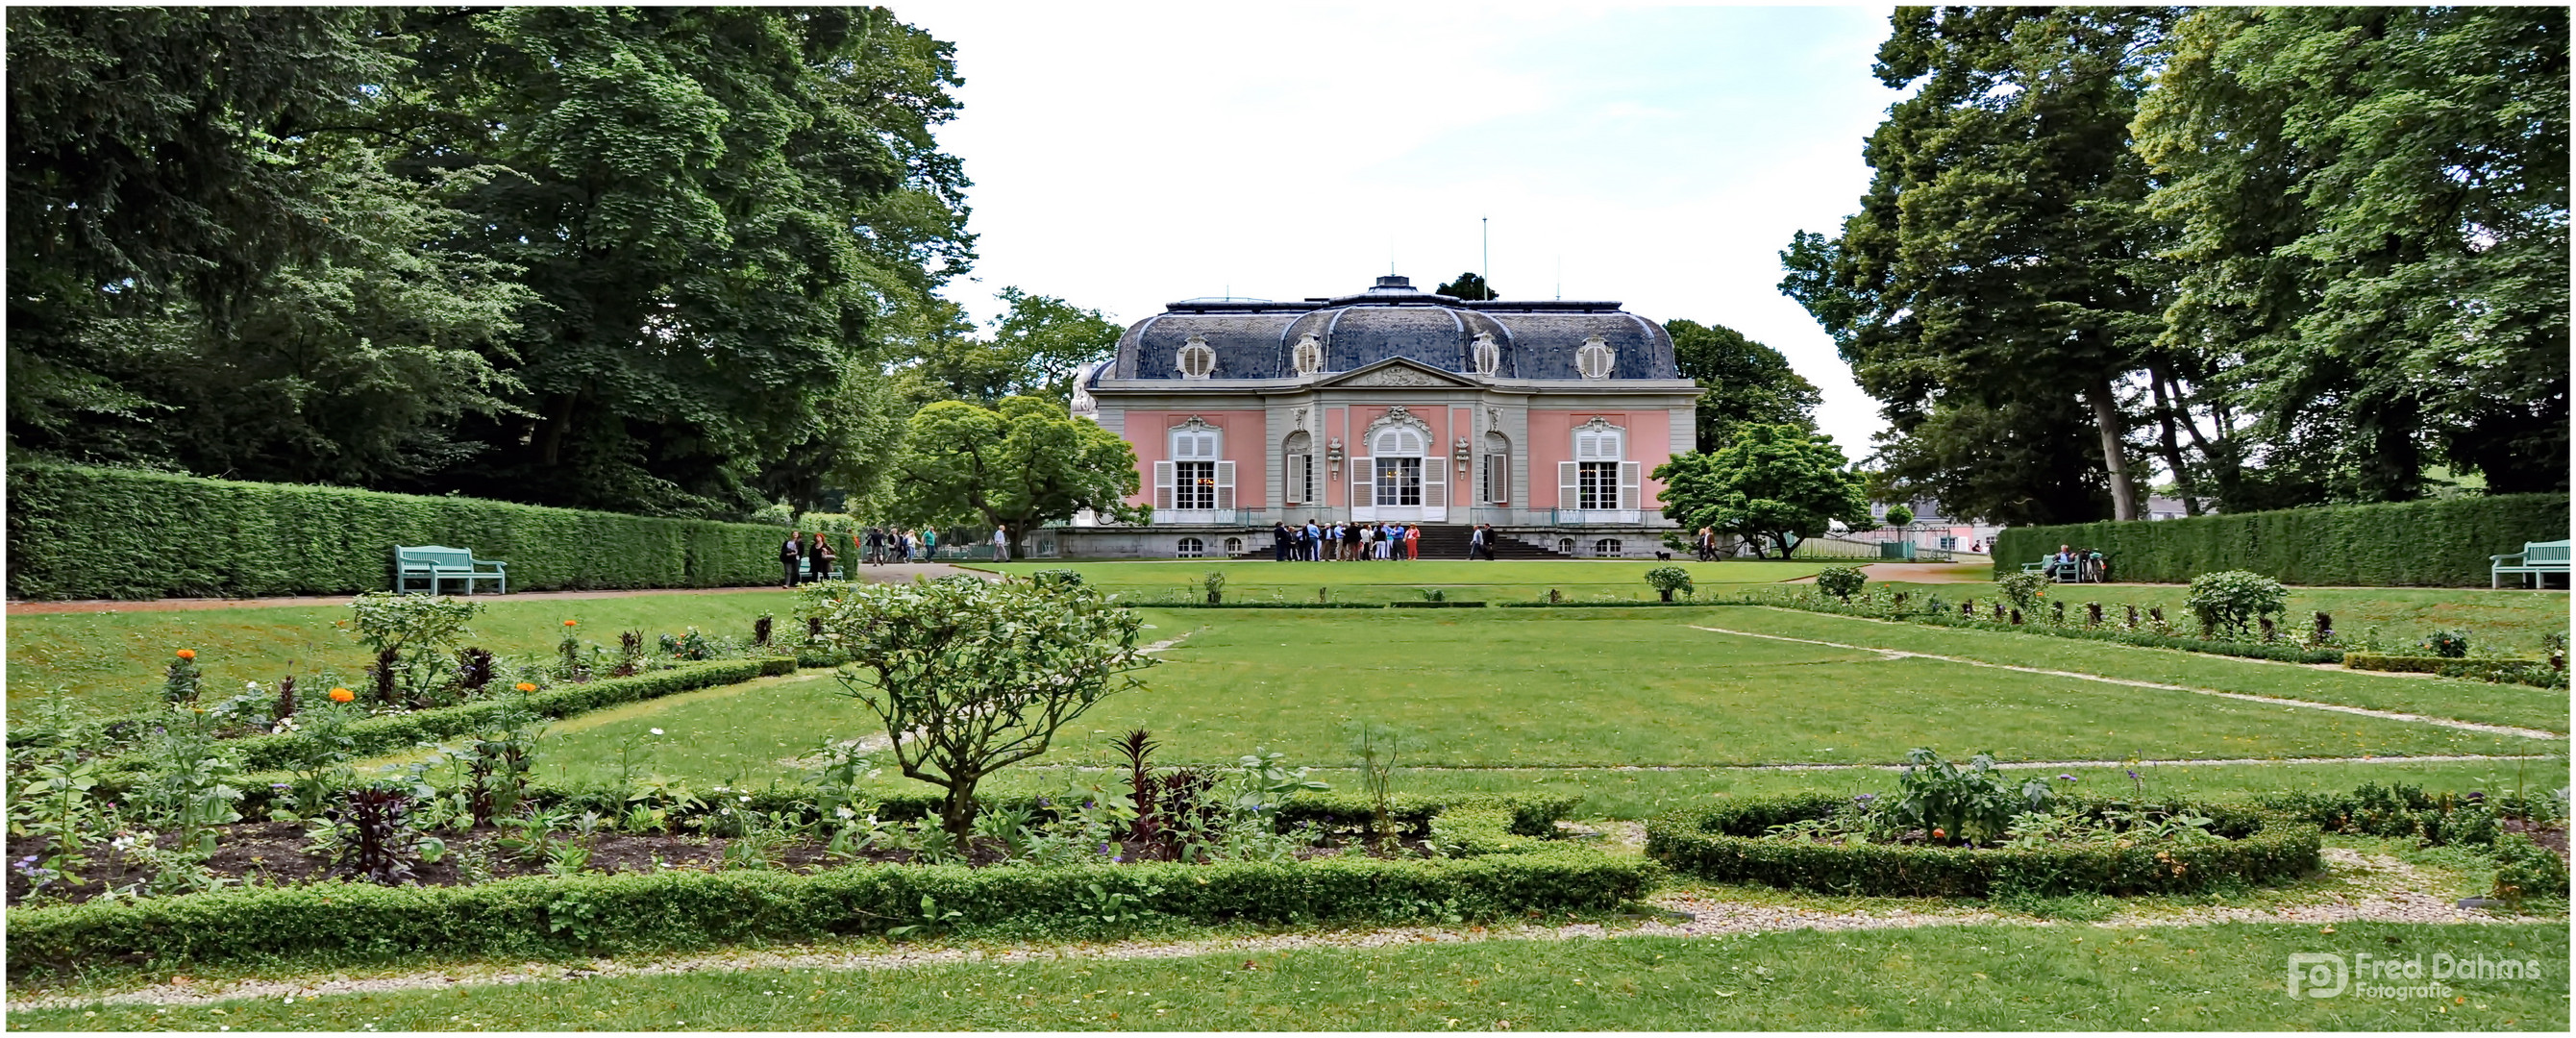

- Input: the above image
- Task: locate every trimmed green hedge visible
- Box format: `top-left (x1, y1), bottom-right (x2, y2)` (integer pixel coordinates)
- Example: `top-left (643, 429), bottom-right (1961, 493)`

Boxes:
top-left (7, 829), bottom-right (1649, 976)
top-left (1738, 592), bottom-right (2346, 663)
top-left (2343, 653), bottom-right (2565, 687)
top-left (1645, 794), bottom-right (2320, 898)
top-left (6, 463), bottom-right (801, 600)
top-left (1992, 494), bottom-right (2569, 586)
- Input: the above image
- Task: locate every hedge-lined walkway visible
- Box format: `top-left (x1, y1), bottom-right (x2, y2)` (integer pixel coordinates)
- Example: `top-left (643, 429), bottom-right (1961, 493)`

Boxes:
top-left (4, 563), bottom-right (985, 615)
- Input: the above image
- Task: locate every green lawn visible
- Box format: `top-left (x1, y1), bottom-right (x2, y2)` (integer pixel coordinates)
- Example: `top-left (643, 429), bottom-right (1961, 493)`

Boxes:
top-left (1706, 606), bottom-right (2570, 732)
top-left (5, 592), bottom-right (804, 722)
top-left (14, 922), bottom-right (2563, 1030)
top-left (473, 606), bottom-right (2553, 796)
top-left (1899, 581), bottom-right (2572, 656)
top-left (977, 558), bottom-right (1828, 605)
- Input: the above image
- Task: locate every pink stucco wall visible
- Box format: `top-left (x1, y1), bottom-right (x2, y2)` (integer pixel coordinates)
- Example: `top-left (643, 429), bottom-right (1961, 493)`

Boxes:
top-left (1122, 410), bottom-right (1269, 509)
top-left (1525, 409), bottom-right (1675, 509)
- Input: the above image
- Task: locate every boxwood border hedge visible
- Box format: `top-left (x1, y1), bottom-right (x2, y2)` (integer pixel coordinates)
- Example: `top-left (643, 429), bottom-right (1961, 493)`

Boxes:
top-left (1991, 494), bottom-right (2569, 587)
top-left (1645, 793), bottom-right (2320, 898)
top-left (6, 463), bottom-right (805, 600)
top-left (6, 803), bottom-right (1648, 976)
top-left (2343, 653), bottom-right (2564, 688)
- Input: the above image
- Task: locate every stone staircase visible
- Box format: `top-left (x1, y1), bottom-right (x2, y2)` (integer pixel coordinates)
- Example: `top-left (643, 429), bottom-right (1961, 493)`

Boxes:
top-left (1230, 525), bottom-right (1572, 560)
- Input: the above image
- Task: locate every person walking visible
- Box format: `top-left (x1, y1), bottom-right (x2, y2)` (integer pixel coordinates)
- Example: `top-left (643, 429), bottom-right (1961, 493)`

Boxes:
top-left (1467, 524), bottom-right (1486, 560)
top-left (809, 531), bottom-right (837, 582)
top-left (780, 530), bottom-right (805, 588)
top-left (1405, 524), bottom-right (1421, 560)
top-left (992, 525), bottom-right (1011, 562)
top-left (862, 527), bottom-right (883, 566)
top-left (923, 527), bottom-right (939, 559)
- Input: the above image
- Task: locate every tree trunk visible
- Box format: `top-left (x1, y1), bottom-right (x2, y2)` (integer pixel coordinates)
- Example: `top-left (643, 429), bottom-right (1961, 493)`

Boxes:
top-left (2085, 380), bottom-right (2139, 521)
top-left (940, 777), bottom-right (978, 840)
top-left (2146, 368), bottom-right (2202, 516)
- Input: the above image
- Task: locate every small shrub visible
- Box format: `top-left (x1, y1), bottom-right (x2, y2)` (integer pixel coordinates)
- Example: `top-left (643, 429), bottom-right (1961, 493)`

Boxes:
top-left (1645, 566), bottom-right (1696, 602)
top-left (2490, 832), bottom-right (2569, 908)
top-left (1813, 566), bottom-right (1866, 601)
top-left (2422, 630), bottom-right (2470, 658)
top-left (162, 650), bottom-right (204, 705)
top-left (1030, 569), bottom-right (1086, 591)
top-left (1203, 570), bottom-right (1226, 605)
top-left (2184, 570), bottom-right (2287, 638)
top-left (1995, 571), bottom-right (2048, 611)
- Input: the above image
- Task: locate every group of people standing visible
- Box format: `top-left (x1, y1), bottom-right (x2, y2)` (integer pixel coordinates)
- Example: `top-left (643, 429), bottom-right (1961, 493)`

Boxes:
top-left (779, 531), bottom-right (839, 587)
top-left (1270, 521), bottom-right (1418, 561)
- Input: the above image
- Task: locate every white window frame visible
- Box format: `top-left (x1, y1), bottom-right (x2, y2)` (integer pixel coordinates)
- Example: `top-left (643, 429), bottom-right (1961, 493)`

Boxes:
top-left (1575, 334), bottom-right (1614, 380)
top-left (1158, 422), bottom-right (1230, 520)
top-left (1560, 421), bottom-right (1639, 516)
top-left (1282, 431), bottom-right (1314, 506)
top-left (1177, 334), bottom-right (1216, 380)
top-left (1472, 332), bottom-right (1501, 376)
top-left (1480, 431), bottom-right (1511, 505)
top-left (1292, 334), bottom-right (1324, 376)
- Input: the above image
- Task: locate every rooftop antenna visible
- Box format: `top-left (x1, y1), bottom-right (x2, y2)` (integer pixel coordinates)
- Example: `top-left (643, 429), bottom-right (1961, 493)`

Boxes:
top-left (1554, 255), bottom-right (1562, 301)
top-left (1480, 216), bottom-right (1490, 300)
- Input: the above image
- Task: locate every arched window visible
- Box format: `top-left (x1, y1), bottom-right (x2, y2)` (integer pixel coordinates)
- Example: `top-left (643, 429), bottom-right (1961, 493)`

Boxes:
top-left (1224, 536), bottom-right (1244, 556)
top-left (1557, 537), bottom-right (1576, 556)
top-left (1282, 431), bottom-right (1315, 506)
top-left (1292, 333), bottom-right (1324, 376)
top-left (1594, 537), bottom-right (1623, 557)
top-left (1371, 424), bottom-right (1427, 507)
top-left (1472, 332), bottom-right (1501, 377)
top-left (1575, 334), bottom-right (1614, 380)
top-left (1480, 430), bottom-right (1511, 505)
top-left (1176, 536), bottom-right (1205, 558)
top-left (1177, 334), bottom-right (1216, 379)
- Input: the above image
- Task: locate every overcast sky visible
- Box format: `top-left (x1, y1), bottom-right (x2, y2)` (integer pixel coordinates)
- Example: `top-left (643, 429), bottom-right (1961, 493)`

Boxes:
top-left (904, 2), bottom-right (1902, 454)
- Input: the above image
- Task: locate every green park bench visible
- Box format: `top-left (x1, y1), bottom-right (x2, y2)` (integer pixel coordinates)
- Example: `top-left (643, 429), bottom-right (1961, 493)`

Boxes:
top-left (395, 545), bottom-right (508, 595)
top-left (2489, 539), bottom-right (2569, 588)
top-left (2022, 554), bottom-right (2105, 583)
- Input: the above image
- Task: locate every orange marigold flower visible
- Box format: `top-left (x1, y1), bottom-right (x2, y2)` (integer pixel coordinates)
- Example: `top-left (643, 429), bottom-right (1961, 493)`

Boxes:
top-left (563, 619), bottom-right (579, 627)
top-left (329, 687), bottom-right (356, 703)
top-left (1931, 828), bottom-right (1946, 840)
top-left (515, 681), bottom-right (538, 692)
top-left (175, 649), bottom-right (197, 660)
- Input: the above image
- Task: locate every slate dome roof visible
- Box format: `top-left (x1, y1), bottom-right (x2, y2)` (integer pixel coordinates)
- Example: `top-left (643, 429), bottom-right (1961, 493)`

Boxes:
top-left (1105, 276), bottom-right (1677, 382)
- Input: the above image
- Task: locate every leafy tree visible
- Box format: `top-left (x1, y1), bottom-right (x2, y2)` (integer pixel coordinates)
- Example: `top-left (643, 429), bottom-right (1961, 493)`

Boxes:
top-left (887, 396), bottom-right (1146, 553)
top-left (804, 577), bottom-right (1157, 838)
top-left (911, 287), bottom-right (1122, 405)
top-left (2136, 6), bottom-right (2568, 499)
top-left (1781, 8), bottom-right (2177, 523)
top-left (1883, 504), bottom-right (1913, 528)
top-left (1665, 318), bottom-right (1821, 451)
top-left (1654, 423), bottom-right (1870, 559)
top-left (1434, 272), bottom-right (1497, 301)
top-left (1865, 395), bottom-right (2111, 526)
top-left (387, 7), bottom-right (976, 517)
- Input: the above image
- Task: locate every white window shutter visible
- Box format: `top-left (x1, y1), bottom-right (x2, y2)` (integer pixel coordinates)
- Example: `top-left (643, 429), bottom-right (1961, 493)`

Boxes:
top-left (1352, 456), bottom-right (1374, 507)
top-left (1620, 461), bottom-right (1642, 509)
top-left (1282, 454), bottom-right (1302, 505)
top-left (1154, 460), bottom-right (1176, 510)
top-left (1424, 457), bottom-right (1446, 507)
top-left (1215, 460), bottom-right (1235, 511)
top-left (1558, 461), bottom-right (1578, 510)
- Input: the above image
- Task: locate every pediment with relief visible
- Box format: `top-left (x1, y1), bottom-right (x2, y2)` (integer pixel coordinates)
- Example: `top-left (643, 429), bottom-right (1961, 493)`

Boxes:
top-left (1317, 358), bottom-right (1478, 388)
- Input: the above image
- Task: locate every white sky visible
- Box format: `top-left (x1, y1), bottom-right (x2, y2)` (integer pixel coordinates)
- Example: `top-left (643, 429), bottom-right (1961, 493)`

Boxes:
top-left (904, 2), bottom-right (1902, 454)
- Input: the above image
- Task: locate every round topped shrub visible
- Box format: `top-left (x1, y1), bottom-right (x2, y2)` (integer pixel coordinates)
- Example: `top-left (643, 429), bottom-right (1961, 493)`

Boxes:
top-left (1814, 565), bottom-right (1868, 601)
top-left (1644, 566), bottom-right (1695, 602)
top-left (2185, 570), bottom-right (2288, 637)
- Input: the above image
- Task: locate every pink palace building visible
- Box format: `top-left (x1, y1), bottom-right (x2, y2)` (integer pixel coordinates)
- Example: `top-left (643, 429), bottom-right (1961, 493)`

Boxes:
top-left (1053, 275), bottom-right (1703, 559)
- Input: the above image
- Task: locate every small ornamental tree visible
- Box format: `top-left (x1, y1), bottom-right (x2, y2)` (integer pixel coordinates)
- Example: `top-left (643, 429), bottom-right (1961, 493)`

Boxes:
top-left (1814, 565), bottom-right (1868, 601)
top-left (2184, 570), bottom-right (2288, 637)
top-left (802, 577), bottom-right (1159, 838)
top-left (1644, 566), bottom-right (1695, 602)
top-left (1883, 504), bottom-right (1914, 528)
top-left (1653, 423), bottom-right (1870, 559)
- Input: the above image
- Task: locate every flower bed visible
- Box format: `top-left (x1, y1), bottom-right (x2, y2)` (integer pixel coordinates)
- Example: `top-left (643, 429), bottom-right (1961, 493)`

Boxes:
top-left (1733, 586), bottom-right (2347, 663)
top-left (5, 799), bottom-right (1649, 976)
top-left (1646, 793), bottom-right (2319, 898)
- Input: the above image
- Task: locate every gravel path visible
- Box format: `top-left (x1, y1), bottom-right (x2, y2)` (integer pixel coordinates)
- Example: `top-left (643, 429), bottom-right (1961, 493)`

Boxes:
top-left (13, 848), bottom-right (2544, 1011)
top-left (1691, 623), bottom-right (2564, 740)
